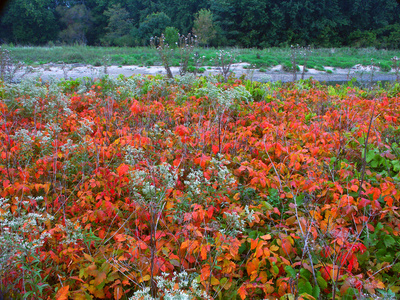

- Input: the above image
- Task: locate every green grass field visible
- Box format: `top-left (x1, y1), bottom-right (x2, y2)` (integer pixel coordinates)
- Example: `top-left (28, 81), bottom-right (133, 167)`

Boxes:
top-left (2, 45), bottom-right (400, 71)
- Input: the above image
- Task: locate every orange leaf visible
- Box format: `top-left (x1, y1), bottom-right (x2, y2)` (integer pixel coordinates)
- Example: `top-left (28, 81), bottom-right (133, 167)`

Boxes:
top-left (93, 271), bottom-right (107, 287)
top-left (237, 285), bottom-right (247, 300)
top-left (114, 285), bottom-right (123, 300)
top-left (181, 240), bottom-right (189, 251)
top-left (261, 234), bottom-right (271, 240)
top-left (200, 246), bottom-right (208, 260)
top-left (55, 285), bottom-right (69, 300)
top-left (350, 185), bottom-right (359, 192)
top-left (260, 176), bottom-right (266, 187)
top-left (246, 260), bottom-right (258, 276)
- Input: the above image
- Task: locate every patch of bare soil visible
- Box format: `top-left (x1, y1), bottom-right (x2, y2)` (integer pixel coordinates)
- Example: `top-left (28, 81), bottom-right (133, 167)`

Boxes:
top-left (14, 63), bottom-right (399, 83)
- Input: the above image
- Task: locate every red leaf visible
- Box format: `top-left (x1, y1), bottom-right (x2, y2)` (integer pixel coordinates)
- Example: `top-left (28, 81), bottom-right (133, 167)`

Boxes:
top-left (212, 144), bottom-right (219, 154)
top-left (117, 163), bottom-right (130, 177)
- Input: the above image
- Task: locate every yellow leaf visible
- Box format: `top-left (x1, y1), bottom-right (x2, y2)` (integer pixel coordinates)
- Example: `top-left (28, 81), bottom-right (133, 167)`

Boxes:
top-left (211, 277), bottom-right (220, 285)
top-left (142, 275), bottom-right (151, 282)
top-left (270, 245), bottom-right (279, 252)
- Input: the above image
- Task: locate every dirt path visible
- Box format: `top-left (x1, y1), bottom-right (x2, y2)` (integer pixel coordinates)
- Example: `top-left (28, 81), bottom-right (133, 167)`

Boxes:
top-left (14, 63), bottom-right (399, 83)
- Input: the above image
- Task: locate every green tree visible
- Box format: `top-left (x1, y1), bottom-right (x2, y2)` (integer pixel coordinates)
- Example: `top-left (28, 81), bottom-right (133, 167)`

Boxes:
top-left (138, 12), bottom-right (171, 45)
top-left (164, 26), bottom-right (179, 48)
top-left (102, 4), bottom-right (133, 46)
top-left (0, 0), bottom-right (59, 44)
top-left (57, 4), bottom-right (92, 45)
top-left (210, 0), bottom-right (239, 46)
top-left (193, 9), bottom-right (216, 47)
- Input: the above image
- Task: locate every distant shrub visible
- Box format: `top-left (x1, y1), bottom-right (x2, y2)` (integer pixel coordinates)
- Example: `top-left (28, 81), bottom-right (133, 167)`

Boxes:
top-left (282, 62), bottom-right (300, 72)
top-left (63, 52), bottom-right (84, 63)
top-left (188, 66), bottom-right (206, 73)
top-left (380, 62), bottom-right (391, 72)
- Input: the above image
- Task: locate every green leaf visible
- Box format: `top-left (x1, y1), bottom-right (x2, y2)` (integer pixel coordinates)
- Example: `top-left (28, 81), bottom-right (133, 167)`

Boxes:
top-left (298, 280), bottom-right (313, 295)
top-left (366, 150), bottom-right (376, 163)
top-left (376, 222), bottom-right (384, 231)
top-left (300, 268), bottom-right (311, 280)
top-left (249, 230), bottom-right (259, 239)
top-left (392, 262), bottom-right (400, 272)
top-left (392, 160), bottom-right (400, 172)
top-left (345, 287), bottom-right (358, 296)
top-left (312, 285), bottom-right (320, 299)
top-left (239, 241), bottom-right (247, 254)
top-left (272, 262), bottom-right (279, 275)
top-left (384, 235), bottom-right (396, 248)
top-left (317, 276), bottom-right (327, 289)
top-left (262, 201), bottom-right (274, 210)
top-left (285, 265), bottom-right (297, 278)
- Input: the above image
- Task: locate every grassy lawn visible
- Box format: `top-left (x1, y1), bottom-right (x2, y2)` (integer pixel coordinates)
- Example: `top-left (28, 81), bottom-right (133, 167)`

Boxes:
top-left (3, 45), bottom-right (400, 71)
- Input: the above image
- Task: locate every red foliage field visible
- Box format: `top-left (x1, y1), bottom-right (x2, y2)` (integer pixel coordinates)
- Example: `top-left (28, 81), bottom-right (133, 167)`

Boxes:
top-left (0, 76), bottom-right (400, 299)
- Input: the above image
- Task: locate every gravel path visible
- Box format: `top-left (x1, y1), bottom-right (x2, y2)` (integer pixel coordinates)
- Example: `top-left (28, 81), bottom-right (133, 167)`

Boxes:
top-left (13, 63), bottom-right (399, 83)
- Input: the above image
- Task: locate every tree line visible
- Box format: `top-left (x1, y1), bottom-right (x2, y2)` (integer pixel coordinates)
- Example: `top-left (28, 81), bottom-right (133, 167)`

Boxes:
top-left (0, 0), bottom-right (399, 48)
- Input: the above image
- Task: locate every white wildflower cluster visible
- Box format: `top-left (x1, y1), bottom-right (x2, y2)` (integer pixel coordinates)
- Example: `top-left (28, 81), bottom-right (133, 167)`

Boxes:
top-left (244, 205), bottom-right (255, 223)
top-left (8, 78), bottom-right (47, 111)
top-left (45, 92), bottom-right (72, 117)
top-left (216, 90), bottom-right (234, 108)
top-left (60, 138), bottom-right (78, 152)
top-left (175, 73), bottom-right (197, 87)
top-left (147, 123), bottom-right (173, 141)
top-left (129, 287), bottom-right (155, 300)
top-left (56, 218), bottom-right (84, 245)
top-left (129, 271), bottom-right (211, 300)
top-left (181, 154), bottom-right (236, 196)
top-left (231, 85), bottom-right (252, 103)
top-left (12, 128), bottom-right (34, 151)
top-left (130, 162), bottom-right (178, 202)
top-left (183, 154), bottom-right (236, 201)
top-left (43, 81), bottom-right (72, 117)
top-left (12, 127), bottom-right (54, 158)
top-left (183, 169), bottom-right (209, 196)
top-left (198, 83), bottom-right (220, 101)
top-left (6, 78), bottom-right (72, 118)
top-left (125, 146), bottom-right (146, 165)
top-left (209, 154), bottom-right (236, 186)
top-left (0, 197), bottom-right (53, 272)
top-left (78, 118), bottom-right (94, 136)
top-left (198, 83), bottom-right (252, 109)
top-left (223, 211), bottom-right (245, 236)
top-left (216, 49), bottom-right (233, 61)
top-left (116, 77), bottom-right (142, 98)
top-left (218, 86), bottom-right (252, 107)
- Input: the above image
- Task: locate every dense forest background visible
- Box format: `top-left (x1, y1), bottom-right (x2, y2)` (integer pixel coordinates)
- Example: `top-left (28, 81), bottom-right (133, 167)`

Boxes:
top-left (0, 0), bottom-right (399, 48)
